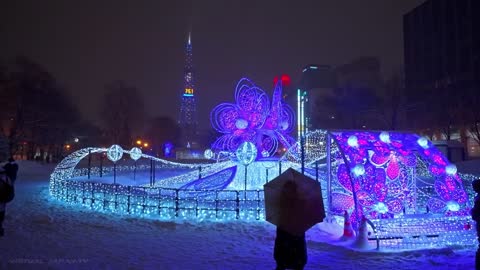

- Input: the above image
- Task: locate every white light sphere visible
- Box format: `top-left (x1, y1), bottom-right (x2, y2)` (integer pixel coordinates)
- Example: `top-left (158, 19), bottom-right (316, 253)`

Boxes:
top-left (107, 144), bottom-right (123, 162)
top-left (129, 147), bottom-right (142, 161)
top-left (347, 135), bottom-right (358, 147)
top-left (417, 137), bottom-right (429, 149)
top-left (235, 118), bottom-right (248, 129)
top-left (374, 202), bottom-right (389, 214)
top-left (379, 131), bottom-right (391, 143)
top-left (74, 137), bottom-right (79, 143)
top-left (445, 164), bottom-right (457, 175)
top-left (352, 163), bottom-right (365, 176)
top-left (235, 141), bottom-right (257, 166)
top-left (204, 149), bottom-right (214, 159)
top-left (261, 149), bottom-right (270, 157)
top-left (279, 120), bottom-right (289, 130)
top-left (446, 201), bottom-right (460, 211)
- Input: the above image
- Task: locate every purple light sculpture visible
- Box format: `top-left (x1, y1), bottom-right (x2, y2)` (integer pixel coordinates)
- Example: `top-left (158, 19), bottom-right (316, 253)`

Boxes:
top-left (329, 131), bottom-right (469, 224)
top-left (210, 78), bottom-right (295, 156)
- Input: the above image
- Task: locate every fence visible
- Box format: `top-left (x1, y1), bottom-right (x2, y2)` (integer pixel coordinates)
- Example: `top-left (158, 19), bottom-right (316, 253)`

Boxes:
top-left (50, 166), bottom-right (266, 221)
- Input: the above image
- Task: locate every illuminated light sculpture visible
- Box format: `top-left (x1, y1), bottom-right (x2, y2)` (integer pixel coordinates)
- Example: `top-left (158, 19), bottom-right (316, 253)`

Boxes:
top-left (107, 144), bottom-right (123, 184)
top-left (445, 164), bottom-right (457, 175)
top-left (129, 147), bottom-right (142, 161)
top-left (347, 135), bottom-right (359, 148)
top-left (235, 141), bottom-right (257, 194)
top-left (130, 147), bottom-right (142, 180)
top-left (446, 201), bottom-right (460, 212)
top-left (379, 131), bottom-right (391, 144)
top-left (107, 145), bottom-right (123, 162)
top-left (48, 129), bottom-right (477, 249)
top-left (282, 129), bottom-right (339, 165)
top-left (210, 78), bottom-right (295, 157)
top-left (352, 164), bottom-right (365, 177)
top-left (204, 149), bottom-right (214, 159)
top-left (235, 142), bottom-right (257, 165)
top-left (329, 131), bottom-right (470, 226)
top-left (373, 202), bottom-right (389, 214)
top-left (417, 136), bottom-right (429, 149)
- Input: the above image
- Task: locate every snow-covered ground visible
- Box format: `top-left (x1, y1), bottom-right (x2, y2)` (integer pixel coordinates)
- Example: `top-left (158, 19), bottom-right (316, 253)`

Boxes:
top-left (0, 161), bottom-right (476, 269)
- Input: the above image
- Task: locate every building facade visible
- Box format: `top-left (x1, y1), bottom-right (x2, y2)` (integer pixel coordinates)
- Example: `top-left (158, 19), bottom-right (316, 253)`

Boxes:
top-left (297, 65), bottom-right (336, 136)
top-left (404, 0), bottom-right (480, 91)
top-left (404, 0), bottom-right (480, 157)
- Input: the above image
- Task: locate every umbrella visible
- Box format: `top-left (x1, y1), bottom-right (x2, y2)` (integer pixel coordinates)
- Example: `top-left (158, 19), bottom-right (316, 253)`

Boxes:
top-left (264, 168), bottom-right (325, 236)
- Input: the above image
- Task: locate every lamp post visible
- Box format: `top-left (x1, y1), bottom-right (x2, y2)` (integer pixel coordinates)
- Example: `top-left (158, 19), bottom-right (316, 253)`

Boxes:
top-left (107, 145), bottom-right (123, 184)
top-left (129, 147), bottom-right (142, 181)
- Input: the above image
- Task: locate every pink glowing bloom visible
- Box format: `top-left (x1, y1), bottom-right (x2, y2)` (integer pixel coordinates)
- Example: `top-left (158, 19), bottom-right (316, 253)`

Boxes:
top-left (210, 78), bottom-right (295, 155)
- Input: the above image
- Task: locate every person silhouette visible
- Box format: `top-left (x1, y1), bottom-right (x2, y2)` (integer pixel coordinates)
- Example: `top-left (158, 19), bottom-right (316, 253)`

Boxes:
top-left (471, 179), bottom-right (480, 270)
top-left (273, 180), bottom-right (307, 270)
top-left (0, 157), bottom-right (18, 237)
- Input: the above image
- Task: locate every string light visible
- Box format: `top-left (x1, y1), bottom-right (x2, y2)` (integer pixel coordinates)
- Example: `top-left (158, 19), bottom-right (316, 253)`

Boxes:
top-left (210, 78), bottom-right (295, 156)
top-left (50, 127), bottom-right (478, 250)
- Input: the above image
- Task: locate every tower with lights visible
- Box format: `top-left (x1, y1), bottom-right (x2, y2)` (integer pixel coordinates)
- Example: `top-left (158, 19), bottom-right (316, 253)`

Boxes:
top-left (179, 32), bottom-right (198, 148)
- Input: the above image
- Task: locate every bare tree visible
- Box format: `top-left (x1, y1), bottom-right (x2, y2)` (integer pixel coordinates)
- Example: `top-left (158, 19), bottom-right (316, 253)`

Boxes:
top-left (100, 81), bottom-right (145, 147)
top-left (0, 56), bottom-right (81, 159)
top-left (465, 85), bottom-right (480, 147)
top-left (145, 116), bottom-right (180, 157)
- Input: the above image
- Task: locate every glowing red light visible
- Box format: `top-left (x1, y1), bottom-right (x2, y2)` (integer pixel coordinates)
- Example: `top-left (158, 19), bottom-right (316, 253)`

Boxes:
top-left (273, 76), bottom-right (279, 86)
top-left (273, 74), bottom-right (291, 87)
top-left (281, 74), bottom-right (291, 86)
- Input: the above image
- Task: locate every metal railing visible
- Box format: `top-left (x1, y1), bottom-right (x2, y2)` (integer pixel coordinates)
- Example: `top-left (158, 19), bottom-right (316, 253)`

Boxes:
top-left (50, 172), bottom-right (266, 221)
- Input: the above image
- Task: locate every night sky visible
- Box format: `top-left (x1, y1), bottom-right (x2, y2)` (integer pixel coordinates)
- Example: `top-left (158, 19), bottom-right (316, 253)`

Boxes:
top-left (1, 0), bottom-right (425, 130)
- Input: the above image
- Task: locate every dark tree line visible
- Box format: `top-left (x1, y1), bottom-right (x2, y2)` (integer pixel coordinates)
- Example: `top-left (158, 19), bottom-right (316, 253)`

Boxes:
top-left (0, 57), bottom-right (82, 160)
top-left (0, 57), bottom-right (183, 160)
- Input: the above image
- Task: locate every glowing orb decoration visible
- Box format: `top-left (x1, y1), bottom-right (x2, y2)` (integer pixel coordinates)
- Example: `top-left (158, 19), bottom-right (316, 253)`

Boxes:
top-left (379, 131), bottom-right (391, 143)
top-left (107, 145), bottom-right (123, 162)
top-left (261, 149), bottom-right (270, 157)
top-left (347, 135), bottom-right (358, 148)
top-left (374, 202), bottom-right (389, 214)
top-left (352, 163), bottom-right (365, 176)
top-left (210, 78), bottom-right (295, 157)
top-left (279, 120), bottom-right (289, 131)
top-left (417, 137), bottom-right (429, 149)
top-left (204, 149), bottom-right (214, 159)
top-left (446, 201), bottom-right (460, 211)
top-left (445, 164), bottom-right (457, 175)
top-left (235, 118), bottom-right (248, 129)
top-left (235, 141), bottom-right (257, 166)
top-left (129, 147), bottom-right (142, 161)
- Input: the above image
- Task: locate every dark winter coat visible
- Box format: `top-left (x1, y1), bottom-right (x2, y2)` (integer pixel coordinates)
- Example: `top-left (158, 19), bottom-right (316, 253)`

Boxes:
top-left (274, 228), bottom-right (307, 268)
top-left (3, 162), bottom-right (18, 182)
top-left (473, 195), bottom-right (480, 222)
top-left (0, 178), bottom-right (14, 203)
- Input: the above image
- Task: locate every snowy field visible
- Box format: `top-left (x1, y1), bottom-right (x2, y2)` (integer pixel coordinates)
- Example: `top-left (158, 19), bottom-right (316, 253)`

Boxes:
top-left (0, 161), bottom-right (476, 270)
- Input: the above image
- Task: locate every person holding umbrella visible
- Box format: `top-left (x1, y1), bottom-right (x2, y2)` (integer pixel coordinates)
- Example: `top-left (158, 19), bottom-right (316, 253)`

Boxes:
top-left (273, 180), bottom-right (307, 270)
top-left (264, 168), bottom-right (325, 270)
